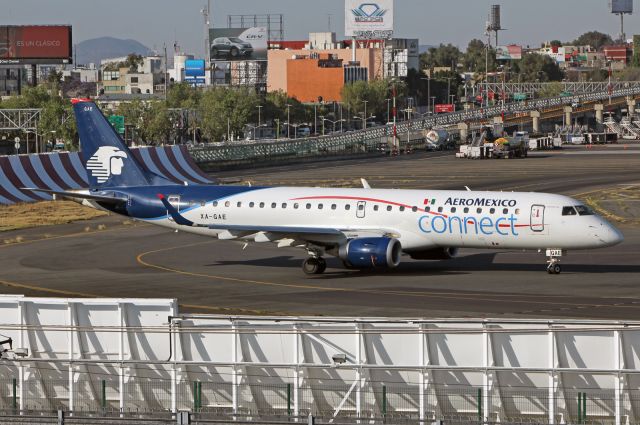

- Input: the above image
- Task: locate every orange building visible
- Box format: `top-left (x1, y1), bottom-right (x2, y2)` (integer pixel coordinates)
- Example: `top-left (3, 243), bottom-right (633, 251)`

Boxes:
top-left (267, 47), bottom-right (382, 98)
top-left (287, 54), bottom-right (345, 103)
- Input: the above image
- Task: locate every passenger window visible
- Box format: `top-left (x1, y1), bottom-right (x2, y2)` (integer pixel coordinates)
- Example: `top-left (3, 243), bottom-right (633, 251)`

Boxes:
top-left (575, 205), bottom-right (594, 216)
top-left (515, 208), bottom-right (520, 215)
top-left (345, 204), bottom-right (351, 210)
top-left (282, 203), bottom-right (287, 208)
top-left (463, 207), bottom-right (469, 213)
top-left (412, 206), bottom-right (418, 212)
top-left (451, 207), bottom-right (456, 213)
top-left (318, 204), bottom-right (324, 210)
top-left (358, 204), bottom-right (364, 210)
top-left (249, 202), bottom-right (255, 208)
top-left (374, 205), bottom-right (379, 211)
top-left (294, 203), bottom-right (299, 209)
top-left (213, 201), bottom-right (218, 207)
top-left (503, 208), bottom-right (508, 214)
top-left (225, 201), bottom-right (230, 207)
top-left (331, 204), bottom-right (337, 210)
top-left (438, 207), bottom-right (443, 213)
top-left (477, 208), bottom-right (482, 214)
top-left (237, 202), bottom-right (242, 207)
top-left (425, 206), bottom-right (430, 212)
top-left (259, 202), bottom-right (265, 208)
top-left (306, 203), bottom-right (312, 209)
top-left (271, 202), bottom-right (276, 208)
top-left (562, 206), bottom-right (578, 216)
top-left (399, 206), bottom-right (405, 212)
top-left (200, 201), bottom-right (205, 207)
top-left (490, 208), bottom-right (495, 214)
top-left (387, 205), bottom-right (392, 211)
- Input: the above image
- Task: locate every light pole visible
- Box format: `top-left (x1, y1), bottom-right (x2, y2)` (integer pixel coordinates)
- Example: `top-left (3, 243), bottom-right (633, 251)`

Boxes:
top-left (286, 104), bottom-right (291, 138)
top-left (362, 100), bottom-right (368, 129)
top-left (403, 107), bottom-right (412, 147)
top-left (274, 118), bottom-right (280, 140)
top-left (256, 105), bottom-right (263, 128)
top-left (323, 118), bottom-right (345, 133)
top-left (319, 115), bottom-right (325, 135)
top-left (386, 98), bottom-right (391, 123)
top-left (420, 76), bottom-right (431, 114)
top-left (430, 96), bottom-right (436, 113)
top-left (313, 103), bottom-right (318, 135)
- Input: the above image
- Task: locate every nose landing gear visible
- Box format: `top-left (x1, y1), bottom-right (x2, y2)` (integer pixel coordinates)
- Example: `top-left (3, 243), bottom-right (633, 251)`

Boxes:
top-left (545, 249), bottom-right (563, 274)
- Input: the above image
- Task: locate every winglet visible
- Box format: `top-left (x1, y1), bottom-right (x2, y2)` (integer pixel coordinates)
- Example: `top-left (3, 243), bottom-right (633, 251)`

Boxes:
top-left (157, 193), bottom-right (194, 226)
top-left (361, 178), bottom-right (371, 189)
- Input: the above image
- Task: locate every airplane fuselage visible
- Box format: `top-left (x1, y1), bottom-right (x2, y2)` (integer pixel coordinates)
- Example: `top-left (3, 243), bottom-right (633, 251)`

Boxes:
top-left (94, 185), bottom-right (623, 252)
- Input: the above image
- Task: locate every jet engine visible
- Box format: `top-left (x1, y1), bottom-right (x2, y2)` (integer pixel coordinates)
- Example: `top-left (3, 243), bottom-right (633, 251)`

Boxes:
top-left (408, 247), bottom-right (459, 260)
top-left (338, 237), bottom-right (402, 269)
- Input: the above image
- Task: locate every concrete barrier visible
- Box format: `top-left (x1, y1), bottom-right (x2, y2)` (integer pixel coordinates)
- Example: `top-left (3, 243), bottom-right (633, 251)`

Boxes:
top-left (0, 145), bottom-right (214, 205)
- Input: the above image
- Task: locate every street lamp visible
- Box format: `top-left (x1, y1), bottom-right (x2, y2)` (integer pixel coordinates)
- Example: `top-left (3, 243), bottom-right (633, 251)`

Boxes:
top-left (386, 98), bottom-right (391, 123)
top-left (323, 118), bottom-right (346, 134)
top-left (286, 104), bottom-right (292, 138)
top-left (420, 76), bottom-right (431, 114)
top-left (362, 100), bottom-right (368, 129)
top-left (256, 105), bottom-right (263, 128)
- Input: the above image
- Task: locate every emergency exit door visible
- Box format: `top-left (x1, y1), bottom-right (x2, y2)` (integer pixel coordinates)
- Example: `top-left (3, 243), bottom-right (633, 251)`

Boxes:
top-left (530, 205), bottom-right (545, 232)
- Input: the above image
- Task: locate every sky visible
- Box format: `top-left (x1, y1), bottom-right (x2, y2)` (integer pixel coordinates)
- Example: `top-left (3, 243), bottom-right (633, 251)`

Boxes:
top-left (2, 0), bottom-right (638, 57)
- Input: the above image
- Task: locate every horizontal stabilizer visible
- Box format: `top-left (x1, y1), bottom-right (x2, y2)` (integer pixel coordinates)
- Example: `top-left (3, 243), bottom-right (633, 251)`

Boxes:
top-left (23, 188), bottom-right (126, 204)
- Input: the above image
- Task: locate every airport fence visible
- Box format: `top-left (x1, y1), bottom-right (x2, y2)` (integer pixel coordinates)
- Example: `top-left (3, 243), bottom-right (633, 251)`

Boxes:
top-left (1, 377), bottom-right (637, 424)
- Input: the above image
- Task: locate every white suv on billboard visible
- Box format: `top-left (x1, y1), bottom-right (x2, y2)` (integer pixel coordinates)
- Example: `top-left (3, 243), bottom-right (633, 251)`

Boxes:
top-left (211, 37), bottom-right (253, 59)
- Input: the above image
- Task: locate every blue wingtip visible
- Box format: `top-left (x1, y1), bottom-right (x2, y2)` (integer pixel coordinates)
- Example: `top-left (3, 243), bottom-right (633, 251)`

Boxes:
top-left (157, 193), bottom-right (194, 226)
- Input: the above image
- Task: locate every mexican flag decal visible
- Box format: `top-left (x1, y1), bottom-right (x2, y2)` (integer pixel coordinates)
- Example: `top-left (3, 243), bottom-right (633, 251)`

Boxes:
top-left (424, 198), bottom-right (436, 205)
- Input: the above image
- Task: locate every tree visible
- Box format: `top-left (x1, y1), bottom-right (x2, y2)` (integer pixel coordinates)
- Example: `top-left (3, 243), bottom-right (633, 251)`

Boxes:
top-left (420, 44), bottom-right (462, 71)
top-left (550, 40), bottom-right (563, 48)
top-left (462, 39), bottom-right (497, 75)
top-left (572, 31), bottom-right (614, 51)
top-left (511, 53), bottom-right (563, 82)
top-left (198, 86), bottom-right (259, 142)
top-left (341, 79), bottom-right (393, 125)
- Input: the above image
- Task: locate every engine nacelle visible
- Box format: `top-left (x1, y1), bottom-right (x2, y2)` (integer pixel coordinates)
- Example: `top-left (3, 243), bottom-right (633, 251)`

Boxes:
top-left (339, 237), bottom-right (402, 269)
top-left (408, 247), bottom-right (459, 260)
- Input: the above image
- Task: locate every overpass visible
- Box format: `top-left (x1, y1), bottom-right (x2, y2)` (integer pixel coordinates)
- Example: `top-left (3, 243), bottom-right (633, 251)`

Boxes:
top-left (482, 81), bottom-right (640, 97)
top-left (190, 85), bottom-right (640, 167)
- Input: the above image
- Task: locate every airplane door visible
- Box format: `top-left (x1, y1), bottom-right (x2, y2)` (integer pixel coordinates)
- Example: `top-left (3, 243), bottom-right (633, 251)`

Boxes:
top-left (167, 195), bottom-right (180, 220)
top-left (530, 205), bottom-right (545, 232)
top-left (356, 201), bottom-right (366, 218)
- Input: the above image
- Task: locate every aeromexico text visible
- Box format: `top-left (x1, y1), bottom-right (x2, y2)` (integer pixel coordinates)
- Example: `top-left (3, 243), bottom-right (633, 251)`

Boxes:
top-left (444, 197), bottom-right (517, 208)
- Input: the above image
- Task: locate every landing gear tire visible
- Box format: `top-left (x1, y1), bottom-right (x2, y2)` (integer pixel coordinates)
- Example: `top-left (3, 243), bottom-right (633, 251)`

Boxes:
top-left (547, 263), bottom-right (561, 274)
top-left (303, 257), bottom-right (326, 275)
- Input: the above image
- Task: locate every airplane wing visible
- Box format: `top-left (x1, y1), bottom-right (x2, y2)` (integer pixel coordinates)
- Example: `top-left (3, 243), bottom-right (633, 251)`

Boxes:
top-left (24, 188), bottom-right (127, 204)
top-left (157, 193), bottom-right (399, 246)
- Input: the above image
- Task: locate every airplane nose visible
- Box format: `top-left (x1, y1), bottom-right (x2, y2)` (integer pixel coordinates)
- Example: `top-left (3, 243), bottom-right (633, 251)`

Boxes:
top-left (594, 221), bottom-right (624, 247)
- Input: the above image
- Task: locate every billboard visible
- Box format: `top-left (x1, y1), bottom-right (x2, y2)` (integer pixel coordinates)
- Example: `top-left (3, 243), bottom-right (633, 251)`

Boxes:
top-left (610, 0), bottom-right (633, 13)
top-left (0, 25), bottom-right (72, 64)
top-left (209, 27), bottom-right (267, 61)
top-left (345, 0), bottom-right (394, 39)
top-left (496, 45), bottom-right (523, 60)
top-left (185, 59), bottom-right (205, 77)
top-left (434, 104), bottom-right (454, 113)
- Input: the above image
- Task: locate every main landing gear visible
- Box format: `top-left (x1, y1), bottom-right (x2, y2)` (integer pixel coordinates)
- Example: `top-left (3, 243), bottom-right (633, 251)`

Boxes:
top-left (302, 257), bottom-right (327, 275)
top-left (545, 249), bottom-right (563, 274)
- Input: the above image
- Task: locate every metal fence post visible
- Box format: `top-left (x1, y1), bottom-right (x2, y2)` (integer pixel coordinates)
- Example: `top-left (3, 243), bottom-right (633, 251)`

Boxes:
top-left (287, 383), bottom-right (291, 416)
top-left (198, 382), bottom-right (202, 411)
top-left (12, 378), bottom-right (16, 412)
top-left (478, 388), bottom-right (482, 423)
top-left (102, 380), bottom-right (106, 410)
top-left (583, 392), bottom-right (587, 423)
top-left (382, 384), bottom-right (387, 420)
top-left (578, 392), bottom-right (582, 424)
top-left (193, 381), bottom-right (198, 411)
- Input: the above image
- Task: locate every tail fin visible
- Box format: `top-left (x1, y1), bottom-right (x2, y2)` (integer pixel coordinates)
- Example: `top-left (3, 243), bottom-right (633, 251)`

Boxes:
top-left (72, 98), bottom-right (175, 190)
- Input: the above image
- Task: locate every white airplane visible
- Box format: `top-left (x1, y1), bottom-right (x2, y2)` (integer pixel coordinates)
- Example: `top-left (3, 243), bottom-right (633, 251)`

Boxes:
top-left (29, 99), bottom-right (624, 275)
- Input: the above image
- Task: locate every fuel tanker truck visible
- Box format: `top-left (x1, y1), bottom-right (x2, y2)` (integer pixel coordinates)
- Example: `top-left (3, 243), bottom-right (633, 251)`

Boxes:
top-left (425, 129), bottom-right (449, 150)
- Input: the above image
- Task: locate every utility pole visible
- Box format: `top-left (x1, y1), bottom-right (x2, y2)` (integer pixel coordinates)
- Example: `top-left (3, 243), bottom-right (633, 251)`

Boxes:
top-left (257, 105), bottom-right (262, 128)
top-left (363, 100), bottom-right (368, 129)
top-left (286, 104), bottom-right (291, 138)
top-left (163, 44), bottom-right (168, 101)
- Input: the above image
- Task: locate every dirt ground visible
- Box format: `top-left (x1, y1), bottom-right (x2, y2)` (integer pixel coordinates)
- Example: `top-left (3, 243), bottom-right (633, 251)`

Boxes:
top-left (0, 201), bottom-right (108, 233)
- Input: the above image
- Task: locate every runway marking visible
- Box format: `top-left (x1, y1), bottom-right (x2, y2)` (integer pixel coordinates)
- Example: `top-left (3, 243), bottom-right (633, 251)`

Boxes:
top-left (135, 242), bottom-right (640, 311)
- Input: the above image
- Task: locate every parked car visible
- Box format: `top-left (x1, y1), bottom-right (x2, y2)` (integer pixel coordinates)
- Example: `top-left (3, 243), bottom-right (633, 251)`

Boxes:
top-left (211, 37), bottom-right (253, 58)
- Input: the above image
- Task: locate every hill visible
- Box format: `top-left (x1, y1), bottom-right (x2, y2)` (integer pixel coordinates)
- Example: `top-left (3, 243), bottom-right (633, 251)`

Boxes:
top-left (75, 37), bottom-right (153, 66)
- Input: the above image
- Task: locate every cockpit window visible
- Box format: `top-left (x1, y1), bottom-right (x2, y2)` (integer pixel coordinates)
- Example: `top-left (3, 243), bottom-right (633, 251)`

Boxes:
top-left (575, 205), bottom-right (595, 216)
top-left (562, 206), bottom-right (578, 216)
